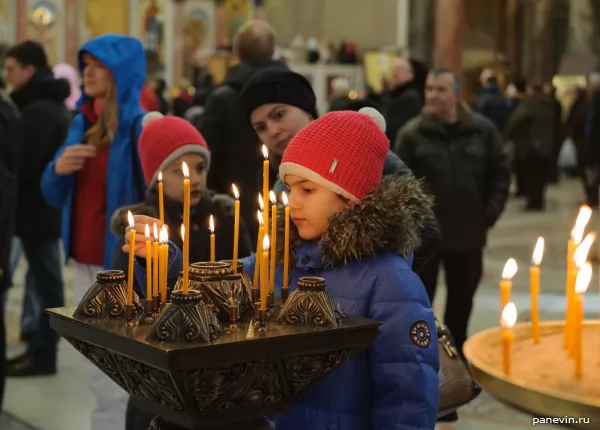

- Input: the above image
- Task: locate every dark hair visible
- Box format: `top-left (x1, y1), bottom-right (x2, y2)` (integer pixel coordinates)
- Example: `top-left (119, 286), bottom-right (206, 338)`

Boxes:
top-left (6, 41), bottom-right (48, 69)
top-left (428, 67), bottom-right (462, 92)
top-left (487, 76), bottom-right (498, 86)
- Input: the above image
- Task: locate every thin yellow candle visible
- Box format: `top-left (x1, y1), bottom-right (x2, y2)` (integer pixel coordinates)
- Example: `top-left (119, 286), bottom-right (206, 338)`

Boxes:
top-left (281, 192), bottom-right (290, 291)
top-left (574, 262), bottom-right (592, 379)
top-left (152, 224), bottom-right (159, 298)
top-left (209, 215), bottom-right (215, 262)
top-left (253, 210), bottom-right (264, 289)
top-left (126, 211), bottom-right (136, 305)
top-left (159, 226), bottom-right (169, 303)
top-left (182, 162), bottom-right (190, 294)
top-left (269, 191), bottom-right (277, 293)
top-left (262, 145), bottom-right (270, 240)
top-left (181, 224), bottom-right (188, 294)
top-left (261, 234), bottom-right (270, 310)
top-left (500, 258), bottom-right (517, 312)
top-left (158, 172), bottom-right (165, 224)
top-left (501, 302), bottom-right (517, 376)
top-left (530, 237), bottom-right (544, 344)
top-left (145, 224), bottom-right (152, 300)
top-left (232, 184), bottom-right (240, 273)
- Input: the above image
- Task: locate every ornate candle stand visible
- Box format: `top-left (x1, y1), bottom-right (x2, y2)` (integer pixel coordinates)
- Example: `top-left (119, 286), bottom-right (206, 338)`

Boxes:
top-left (49, 275), bottom-right (380, 430)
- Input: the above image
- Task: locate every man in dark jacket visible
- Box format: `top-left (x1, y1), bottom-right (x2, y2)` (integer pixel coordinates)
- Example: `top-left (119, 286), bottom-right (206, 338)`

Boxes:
top-left (475, 76), bottom-right (510, 136)
top-left (199, 21), bottom-right (287, 245)
top-left (382, 58), bottom-right (423, 144)
top-left (240, 69), bottom-right (441, 275)
top-left (394, 68), bottom-right (510, 357)
top-left (506, 83), bottom-right (555, 211)
top-left (3, 41), bottom-right (70, 376)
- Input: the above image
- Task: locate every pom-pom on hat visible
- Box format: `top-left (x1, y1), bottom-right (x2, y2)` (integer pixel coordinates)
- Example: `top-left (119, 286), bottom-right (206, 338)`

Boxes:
top-left (138, 113), bottom-right (211, 187)
top-left (279, 110), bottom-right (389, 203)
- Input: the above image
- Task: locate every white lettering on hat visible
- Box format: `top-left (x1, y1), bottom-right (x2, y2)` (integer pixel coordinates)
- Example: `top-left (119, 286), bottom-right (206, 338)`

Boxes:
top-left (329, 158), bottom-right (339, 174)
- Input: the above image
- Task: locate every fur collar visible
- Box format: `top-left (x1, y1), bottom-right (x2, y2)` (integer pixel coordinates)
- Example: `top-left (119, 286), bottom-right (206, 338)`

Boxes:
top-left (274, 174), bottom-right (433, 267)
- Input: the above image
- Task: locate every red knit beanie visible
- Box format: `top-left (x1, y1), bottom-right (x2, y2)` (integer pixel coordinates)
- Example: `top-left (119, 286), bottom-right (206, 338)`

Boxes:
top-left (279, 110), bottom-right (389, 203)
top-left (138, 113), bottom-right (211, 186)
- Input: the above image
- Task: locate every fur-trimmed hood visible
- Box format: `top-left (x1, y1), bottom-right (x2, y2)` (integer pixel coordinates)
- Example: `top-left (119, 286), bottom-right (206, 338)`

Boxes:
top-left (275, 174), bottom-right (433, 267)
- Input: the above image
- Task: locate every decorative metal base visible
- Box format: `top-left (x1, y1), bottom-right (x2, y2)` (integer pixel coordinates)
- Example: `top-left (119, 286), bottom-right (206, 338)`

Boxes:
top-left (228, 300), bottom-right (240, 329)
top-left (148, 415), bottom-right (274, 430)
top-left (138, 299), bottom-right (156, 325)
top-left (145, 291), bottom-right (221, 343)
top-left (74, 270), bottom-right (136, 319)
top-left (258, 309), bottom-right (268, 333)
top-left (276, 277), bottom-right (345, 327)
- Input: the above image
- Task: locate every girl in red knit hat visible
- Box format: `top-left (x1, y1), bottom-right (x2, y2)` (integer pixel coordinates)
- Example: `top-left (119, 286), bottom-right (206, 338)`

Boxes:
top-left (127, 110), bottom-right (439, 430)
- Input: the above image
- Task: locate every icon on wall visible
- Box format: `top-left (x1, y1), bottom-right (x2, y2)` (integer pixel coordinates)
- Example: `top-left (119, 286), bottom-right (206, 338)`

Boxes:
top-left (27, 1), bottom-right (59, 64)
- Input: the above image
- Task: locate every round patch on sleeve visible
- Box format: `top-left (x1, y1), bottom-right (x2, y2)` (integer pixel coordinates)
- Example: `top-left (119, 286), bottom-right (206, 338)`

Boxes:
top-left (410, 321), bottom-right (431, 348)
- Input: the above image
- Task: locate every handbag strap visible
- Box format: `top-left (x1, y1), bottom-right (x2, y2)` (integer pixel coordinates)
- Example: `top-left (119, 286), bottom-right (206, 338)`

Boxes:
top-left (130, 114), bottom-right (146, 201)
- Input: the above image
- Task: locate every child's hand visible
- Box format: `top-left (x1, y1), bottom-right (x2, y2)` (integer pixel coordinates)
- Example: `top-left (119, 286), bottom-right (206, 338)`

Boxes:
top-left (122, 215), bottom-right (167, 258)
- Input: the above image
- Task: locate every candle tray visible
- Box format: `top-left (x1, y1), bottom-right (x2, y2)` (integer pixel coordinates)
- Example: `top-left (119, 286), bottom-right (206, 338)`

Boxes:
top-left (73, 270), bottom-right (142, 320)
top-left (464, 320), bottom-right (600, 429)
top-left (173, 261), bottom-right (253, 323)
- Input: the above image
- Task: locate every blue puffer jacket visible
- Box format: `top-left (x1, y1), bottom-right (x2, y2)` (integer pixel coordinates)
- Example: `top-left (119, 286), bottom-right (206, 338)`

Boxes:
top-left (40, 34), bottom-right (146, 269)
top-left (149, 175), bottom-right (439, 430)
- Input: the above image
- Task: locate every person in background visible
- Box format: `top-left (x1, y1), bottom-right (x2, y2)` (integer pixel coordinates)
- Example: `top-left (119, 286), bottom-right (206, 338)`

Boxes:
top-left (475, 74), bottom-right (510, 136)
top-left (153, 78), bottom-right (168, 114)
top-left (172, 77), bottom-right (194, 117)
top-left (543, 81), bottom-right (564, 184)
top-left (40, 34), bottom-right (147, 430)
top-left (328, 75), bottom-right (352, 111)
top-left (141, 78), bottom-right (160, 111)
top-left (4, 41), bottom-right (70, 377)
top-left (199, 20), bottom-right (288, 246)
top-left (53, 63), bottom-right (81, 116)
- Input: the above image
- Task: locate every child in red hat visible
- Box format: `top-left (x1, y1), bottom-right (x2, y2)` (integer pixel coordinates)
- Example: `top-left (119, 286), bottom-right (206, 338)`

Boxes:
top-left (127, 111), bottom-right (439, 430)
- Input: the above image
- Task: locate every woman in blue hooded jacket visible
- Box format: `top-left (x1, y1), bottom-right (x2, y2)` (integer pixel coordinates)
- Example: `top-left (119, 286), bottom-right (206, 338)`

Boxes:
top-left (127, 110), bottom-right (440, 429)
top-left (40, 34), bottom-right (147, 430)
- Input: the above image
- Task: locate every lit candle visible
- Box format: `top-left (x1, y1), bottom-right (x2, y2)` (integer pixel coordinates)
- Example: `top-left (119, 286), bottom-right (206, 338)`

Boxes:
top-left (261, 234), bottom-right (270, 310)
top-left (500, 258), bottom-right (517, 312)
top-left (530, 237), bottom-right (544, 344)
top-left (209, 215), bottom-right (215, 262)
top-left (145, 224), bottom-right (152, 300)
top-left (269, 191), bottom-right (277, 294)
top-left (153, 223), bottom-right (159, 298)
top-left (159, 226), bottom-right (169, 303)
top-left (126, 212), bottom-right (136, 305)
top-left (501, 302), bottom-right (517, 376)
top-left (181, 224), bottom-right (188, 294)
top-left (253, 210), bottom-right (264, 290)
top-left (158, 172), bottom-right (165, 224)
top-left (281, 192), bottom-right (290, 291)
top-left (574, 262), bottom-right (592, 379)
top-left (232, 184), bottom-right (240, 273)
top-left (182, 162), bottom-right (190, 294)
top-left (262, 145), bottom-right (270, 239)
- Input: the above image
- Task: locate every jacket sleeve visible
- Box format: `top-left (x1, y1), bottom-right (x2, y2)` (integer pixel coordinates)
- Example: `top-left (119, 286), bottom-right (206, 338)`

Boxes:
top-left (369, 267), bottom-right (439, 430)
top-left (111, 238), bottom-right (145, 299)
top-left (199, 89), bottom-right (229, 192)
top-left (393, 127), bottom-right (417, 171)
top-left (40, 114), bottom-right (84, 208)
top-left (238, 218), bottom-right (253, 259)
top-left (240, 253), bottom-right (256, 279)
top-left (135, 241), bottom-right (183, 295)
top-left (484, 123), bottom-right (511, 227)
top-left (412, 216), bottom-right (441, 275)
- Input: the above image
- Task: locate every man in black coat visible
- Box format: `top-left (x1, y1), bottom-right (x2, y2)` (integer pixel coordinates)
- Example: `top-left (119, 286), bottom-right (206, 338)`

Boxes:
top-left (475, 76), bottom-right (510, 136)
top-left (394, 68), bottom-right (510, 357)
top-left (4, 41), bottom-right (70, 377)
top-left (199, 21), bottom-right (287, 246)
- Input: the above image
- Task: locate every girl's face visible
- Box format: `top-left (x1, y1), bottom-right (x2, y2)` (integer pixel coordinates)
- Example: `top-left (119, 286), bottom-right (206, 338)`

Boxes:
top-left (285, 174), bottom-right (350, 240)
top-left (82, 53), bottom-right (111, 98)
top-left (250, 103), bottom-right (313, 156)
top-left (161, 153), bottom-right (207, 206)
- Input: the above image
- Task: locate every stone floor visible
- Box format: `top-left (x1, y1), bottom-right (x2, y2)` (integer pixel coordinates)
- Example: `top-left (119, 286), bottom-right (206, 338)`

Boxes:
top-left (2, 178), bottom-right (594, 430)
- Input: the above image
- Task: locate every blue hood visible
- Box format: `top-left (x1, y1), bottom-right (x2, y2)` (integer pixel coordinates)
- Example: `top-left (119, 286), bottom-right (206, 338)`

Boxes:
top-left (77, 34), bottom-right (146, 124)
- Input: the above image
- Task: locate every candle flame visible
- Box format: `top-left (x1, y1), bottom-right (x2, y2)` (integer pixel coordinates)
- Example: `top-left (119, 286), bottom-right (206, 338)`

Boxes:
top-left (574, 232), bottom-right (596, 268)
top-left (263, 234), bottom-right (270, 251)
top-left (258, 193), bottom-right (264, 211)
top-left (232, 184), bottom-right (240, 200)
top-left (571, 205), bottom-right (593, 244)
top-left (262, 144), bottom-right (268, 160)
top-left (281, 191), bottom-right (288, 206)
top-left (209, 215), bottom-right (215, 233)
top-left (158, 172), bottom-right (163, 182)
top-left (257, 210), bottom-right (264, 226)
top-left (153, 223), bottom-right (158, 240)
top-left (127, 211), bottom-right (135, 229)
top-left (575, 262), bottom-right (592, 295)
top-left (502, 258), bottom-right (518, 280)
top-left (182, 162), bottom-right (189, 179)
top-left (269, 190), bottom-right (276, 205)
top-left (160, 225), bottom-right (168, 244)
top-left (145, 224), bottom-right (150, 240)
top-left (532, 237), bottom-right (544, 266)
top-left (181, 224), bottom-right (185, 241)
top-left (500, 302), bottom-right (517, 329)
